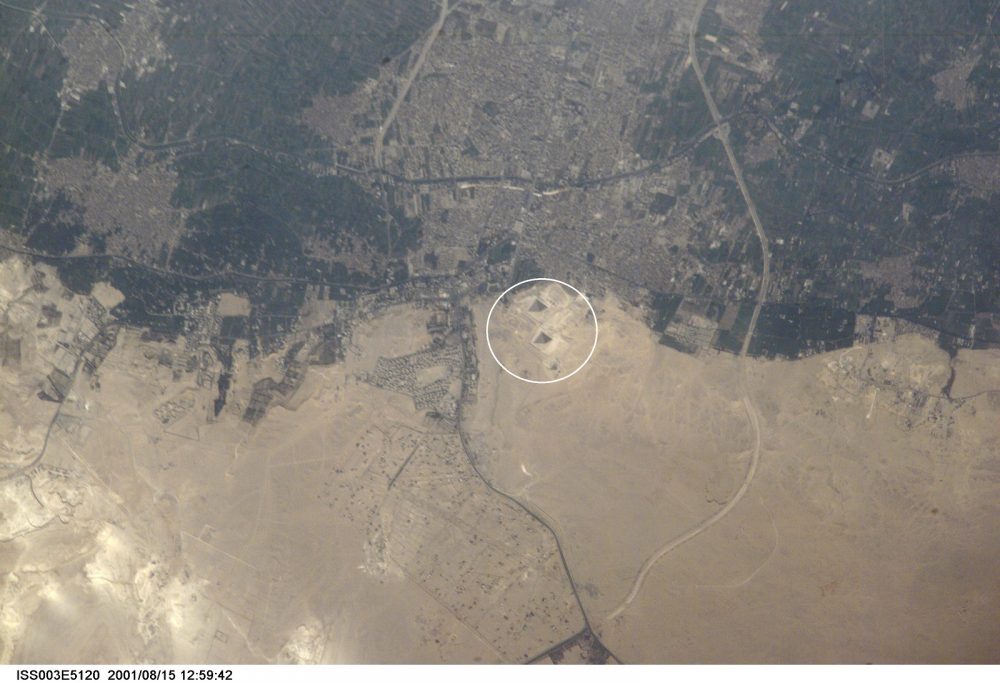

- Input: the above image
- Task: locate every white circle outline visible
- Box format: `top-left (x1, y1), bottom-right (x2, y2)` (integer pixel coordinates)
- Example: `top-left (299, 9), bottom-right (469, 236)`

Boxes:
top-left (485, 277), bottom-right (599, 384)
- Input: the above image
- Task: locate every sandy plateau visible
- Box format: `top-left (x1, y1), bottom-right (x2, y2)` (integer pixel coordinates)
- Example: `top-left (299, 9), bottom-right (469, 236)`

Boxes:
top-left (468, 295), bottom-right (1000, 662)
top-left (2, 259), bottom-right (999, 663)
top-left (2, 268), bottom-right (578, 664)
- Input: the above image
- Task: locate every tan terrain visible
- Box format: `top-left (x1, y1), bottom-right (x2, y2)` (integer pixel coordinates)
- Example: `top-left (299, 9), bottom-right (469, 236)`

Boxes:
top-left (2, 267), bottom-right (580, 664)
top-left (468, 295), bottom-right (1000, 663)
top-left (2, 258), bottom-right (998, 662)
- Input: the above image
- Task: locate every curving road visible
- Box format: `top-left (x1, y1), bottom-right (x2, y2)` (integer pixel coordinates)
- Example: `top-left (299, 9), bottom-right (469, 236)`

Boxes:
top-left (605, 0), bottom-right (771, 623)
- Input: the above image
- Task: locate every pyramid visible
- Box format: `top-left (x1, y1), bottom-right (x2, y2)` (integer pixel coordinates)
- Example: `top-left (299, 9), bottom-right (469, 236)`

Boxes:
top-left (529, 298), bottom-right (548, 312)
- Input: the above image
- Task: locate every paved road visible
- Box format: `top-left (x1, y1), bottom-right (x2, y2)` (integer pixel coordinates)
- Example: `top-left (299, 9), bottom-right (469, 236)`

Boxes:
top-left (372, 0), bottom-right (451, 254)
top-left (605, 0), bottom-right (771, 623)
top-left (373, 0), bottom-right (450, 173)
top-left (454, 331), bottom-right (622, 664)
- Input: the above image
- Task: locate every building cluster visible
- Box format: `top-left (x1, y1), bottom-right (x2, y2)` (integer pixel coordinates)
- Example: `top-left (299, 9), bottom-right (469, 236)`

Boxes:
top-left (363, 344), bottom-right (462, 419)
